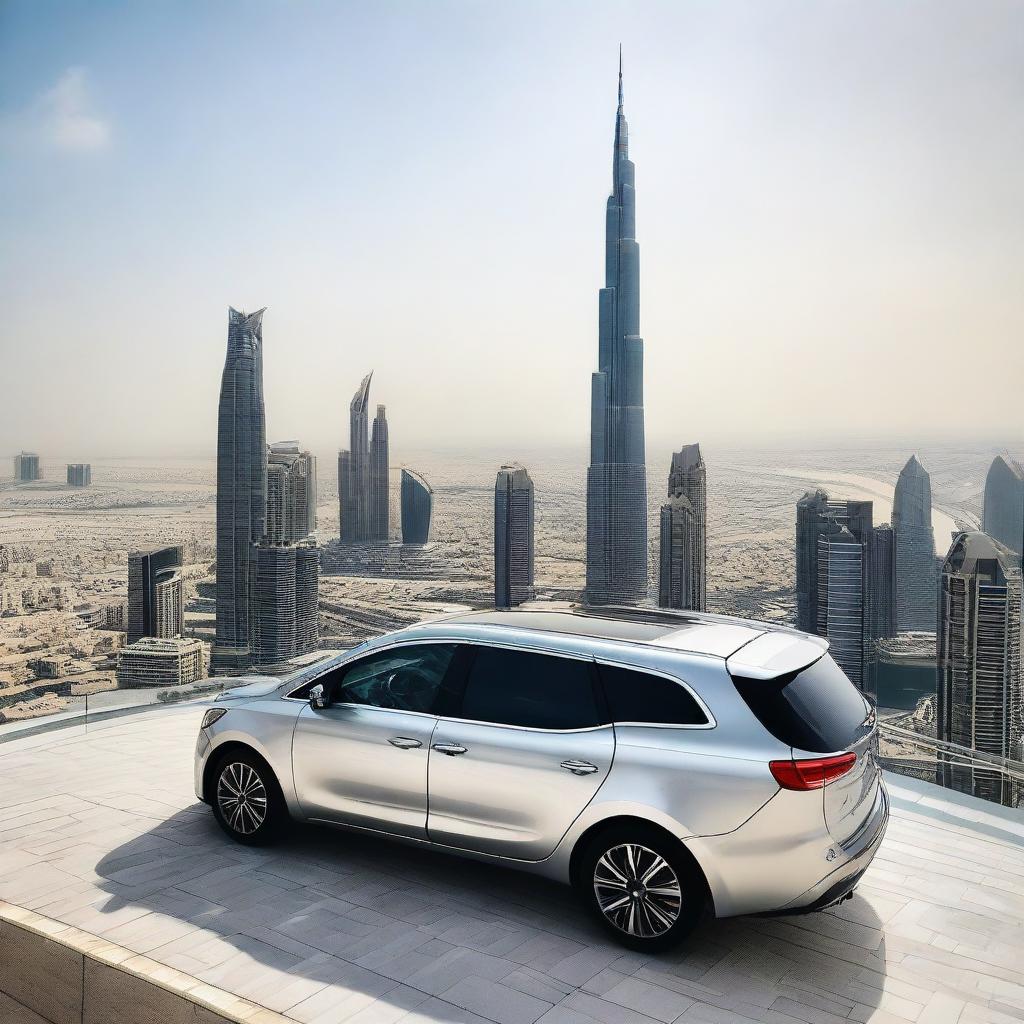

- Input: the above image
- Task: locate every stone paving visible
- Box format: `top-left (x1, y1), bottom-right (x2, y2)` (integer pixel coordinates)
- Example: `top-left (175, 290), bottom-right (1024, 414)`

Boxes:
top-left (1, 706), bottom-right (1023, 1024)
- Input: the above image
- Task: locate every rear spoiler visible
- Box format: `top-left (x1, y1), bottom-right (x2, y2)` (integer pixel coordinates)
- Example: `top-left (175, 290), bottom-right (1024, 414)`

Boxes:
top-left (725, 631), bottom-right (829, 680)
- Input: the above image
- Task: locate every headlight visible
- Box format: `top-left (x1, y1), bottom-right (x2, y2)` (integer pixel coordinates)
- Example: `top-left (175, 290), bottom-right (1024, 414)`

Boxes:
top-left (201, 708), bottom-right (228, 729)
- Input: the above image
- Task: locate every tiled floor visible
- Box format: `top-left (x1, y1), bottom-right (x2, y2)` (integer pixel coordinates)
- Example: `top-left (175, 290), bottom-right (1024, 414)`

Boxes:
top-left (1, 706), bottom-right (1023, 1024)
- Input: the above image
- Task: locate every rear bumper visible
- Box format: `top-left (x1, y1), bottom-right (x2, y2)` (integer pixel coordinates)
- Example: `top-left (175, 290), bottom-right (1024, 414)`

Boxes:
top-left (779, 781), bottom-right (889, 913)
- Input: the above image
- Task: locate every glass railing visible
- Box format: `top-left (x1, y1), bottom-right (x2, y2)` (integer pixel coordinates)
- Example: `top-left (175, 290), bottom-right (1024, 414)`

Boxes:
top-left (878, 721), bottom-right (1024, 810)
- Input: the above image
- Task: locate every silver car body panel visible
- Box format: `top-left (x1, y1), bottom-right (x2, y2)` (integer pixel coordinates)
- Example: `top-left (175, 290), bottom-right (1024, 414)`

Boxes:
top-left (194, 609), bottom-right (888, 919)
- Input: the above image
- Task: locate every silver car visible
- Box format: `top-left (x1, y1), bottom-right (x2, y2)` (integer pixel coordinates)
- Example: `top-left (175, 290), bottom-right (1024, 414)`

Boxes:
top-left (194, 607), bottom-right (888, 950)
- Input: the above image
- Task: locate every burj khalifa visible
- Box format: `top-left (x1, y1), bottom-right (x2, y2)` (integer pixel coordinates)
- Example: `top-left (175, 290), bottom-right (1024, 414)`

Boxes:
top-left (586, 51), bottom-right (648, 605)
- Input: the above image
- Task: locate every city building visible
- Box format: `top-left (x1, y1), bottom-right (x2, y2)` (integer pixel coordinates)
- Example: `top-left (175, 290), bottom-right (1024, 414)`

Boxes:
top-left (127, 545), bottom-right (184, 644)
top-left (867, 632), bottom-right (937, 710)
top-left (369, 404), bottom-right (390, 542)
top-left (66, 463), bottom-right (92, 487)
top-left (658, 444), bottom-right (706, 611)
top-left (104, 601), bottom-right (127, 631)
top-left (936, 531), bottom-right (1023, 806)
top-left (266, 442), bottom-right (316, 544)
top-left (14, 452), bottom-right (41, 482)
top-left (795, 490), bottom-right (873, 633)
top-left (867, 524), bottom-right (897, 642)
top-left (338, 372), bottom-right (372, 543)
top-left (494, 465), bottom-right (534, 608)
top-left (983, 455), bottom-right (1024, 556)
top-left (893, 455), bottom-right (938, 632)
top-left (250, 542), bottom-right (319, 666)
top-left (213, 307), bottom-right (267, 671)
top-left (585, 53), bottom-right (647, 606)
top-left (34, 655), bottom-right (71, 679)
top-left (117, 636), bottom-right (205, 688)
top-left (816, 521), bottom-right (867, 689)
top-left (401, 469), bottom-right (432, 544)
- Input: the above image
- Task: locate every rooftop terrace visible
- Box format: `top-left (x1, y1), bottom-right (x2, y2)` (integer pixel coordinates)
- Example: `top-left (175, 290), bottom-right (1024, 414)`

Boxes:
top-left (1, 705), bottom-right (1023, 1024)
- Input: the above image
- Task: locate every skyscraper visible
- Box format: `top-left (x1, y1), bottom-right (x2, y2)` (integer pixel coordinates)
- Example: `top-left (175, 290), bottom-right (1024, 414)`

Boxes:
top-left (983, 455), bottom-right (1024, 556)
top-left (401, 469), bottom-right (432, 544)
top-left (585, 51), bottom-right (647, 606)
top-left (128, 545), bottom-right (185, 644)
top-left (937, 531), bottom-right (1023, 806)
top-left (213, 307), bottom-right (267, 671)
top-left (866, 524), bottom-right (897, 642)
top-left (796, 490), bottom-right (873, 633)
top-left (369, 404), bottom-right (390, 541)
top-left (266, 443), bottom-right (316, 544)
top-left (494, 465), bottom-right (535, 608)
top-left (66, 464), bottom-right (91, 486)
top-left (338, 372), bottom-right (372, 543)
top-left (658, 444), bottom-right (706, 611)
top-left (893, 455), bottom-right (938, 632)
top-left (816, 522), bottom-right (866, 689)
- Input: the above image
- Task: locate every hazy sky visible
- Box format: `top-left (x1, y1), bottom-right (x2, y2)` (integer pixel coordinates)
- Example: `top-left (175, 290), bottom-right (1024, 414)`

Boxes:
top-left (1, 0), bottom-right (1022, 458)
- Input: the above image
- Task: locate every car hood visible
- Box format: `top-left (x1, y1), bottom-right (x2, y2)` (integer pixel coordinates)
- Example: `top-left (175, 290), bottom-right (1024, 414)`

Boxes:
top-left (215, 676), bottom-right (284, 701)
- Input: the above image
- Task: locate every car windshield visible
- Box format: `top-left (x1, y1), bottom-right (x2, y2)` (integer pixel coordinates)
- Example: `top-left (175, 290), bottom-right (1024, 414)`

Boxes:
top-left (731, 653), bottom-right (872, 753)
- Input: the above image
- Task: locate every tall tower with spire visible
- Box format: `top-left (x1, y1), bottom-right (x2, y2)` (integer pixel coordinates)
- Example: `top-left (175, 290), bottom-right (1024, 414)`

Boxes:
top-left (586, 49), bottom-right (648, 605)
top-left (893, 454), bottom-right (938, 631)
top-left (213, 306), bottom-right (267, 671)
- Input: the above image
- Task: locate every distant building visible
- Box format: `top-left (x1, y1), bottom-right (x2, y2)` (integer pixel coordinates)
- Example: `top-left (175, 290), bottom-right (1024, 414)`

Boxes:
top-left (401, 469), bottom-right (433, 544)
top-left (983, 455), bottom-right (1024, 556)
top-left (816, 522), bottom-right (866, 689)
top-left (585, 54), bottom-right (647, 606)
top-left (893, 455), bottom-right (938, 632)
top-left (494, 465), bottom-right (535, 608)
top-left (250, 543), bottom-right (319, 666)
top-left (213, 307), bottom-right (267, 672)
top-left (266, 443), bottom-right (316, 544)
top-left (658, 444), bottom-right (706, 611)
top-left (867, 632), bottom-right (936, 710)
top-left (867, 524), bottom-right (897, 642)
top-left (338, 372), bottom-right (373, 543)
top-left (369, 405), bottom-right (390, 541)
top-left (66, 464), bottom-right (92, 487)
top-left (105, 601), bottom-right (127, 631)
top-left (117, 636), bottom-right (205, 688)
top-left (936, 531), bottom-right (1023, 806)
top-left (795, 490), bottom-right (873, 634)
top-left (14, 452), bottom-right (41, 482)
top-left (127, 545), bottom-right (184, 644)
top-left (36, 560), bottom-right (54, 577)
top-left (34, 654), bottom-right (71, 679)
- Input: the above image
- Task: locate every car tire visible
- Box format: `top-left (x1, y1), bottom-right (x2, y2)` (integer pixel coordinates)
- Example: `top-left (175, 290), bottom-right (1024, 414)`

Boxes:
top-left (576, 824), bottom-right (708, 951)
top-left (210, 749), bottom-right (287, 846)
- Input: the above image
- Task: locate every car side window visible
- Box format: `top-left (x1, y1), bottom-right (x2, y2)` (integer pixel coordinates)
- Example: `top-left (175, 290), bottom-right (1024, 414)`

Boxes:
top-left (460, 647), bottom-right (600, 730)
top-left (598, 664), bottom-right (708, 726)
top-left (330, 644), bottom-right (458, 714)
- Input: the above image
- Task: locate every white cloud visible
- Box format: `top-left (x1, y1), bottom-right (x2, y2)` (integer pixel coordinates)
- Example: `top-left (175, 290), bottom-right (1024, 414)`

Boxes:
top-left (39, 67), bottom-right (111, 152)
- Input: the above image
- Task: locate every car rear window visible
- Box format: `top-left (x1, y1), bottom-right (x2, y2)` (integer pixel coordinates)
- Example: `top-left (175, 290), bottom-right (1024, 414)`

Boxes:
top-left (598, 665), bottom-right (708, 726)
top-left (731, 654), bottom-right (872, 753)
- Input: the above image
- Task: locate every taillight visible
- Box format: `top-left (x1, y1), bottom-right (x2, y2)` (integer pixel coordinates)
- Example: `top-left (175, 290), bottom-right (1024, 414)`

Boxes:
top-left (770, 752), bottom-right (856, 791)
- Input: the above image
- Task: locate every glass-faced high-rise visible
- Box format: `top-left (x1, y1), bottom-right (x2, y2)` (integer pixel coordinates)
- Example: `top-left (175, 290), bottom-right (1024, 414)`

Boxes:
top-left (213, 307), bottom-right (267, 671)
top-left (658, 444), bottom-right (706, 611)
top-left (983, 455), bottom-right (1024, 556)
top-left (401, 469), bottom-right (432, 544)
top-left (586, 54), bottom-right (647, 605)
top-left (893, 455), bottom-right (937, 631)
top-left (495, 465), bottom-right (535, 608)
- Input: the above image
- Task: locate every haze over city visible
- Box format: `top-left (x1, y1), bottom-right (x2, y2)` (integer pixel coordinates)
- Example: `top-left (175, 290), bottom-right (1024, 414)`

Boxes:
top-left (2, 0), bottom-right (1022, 456)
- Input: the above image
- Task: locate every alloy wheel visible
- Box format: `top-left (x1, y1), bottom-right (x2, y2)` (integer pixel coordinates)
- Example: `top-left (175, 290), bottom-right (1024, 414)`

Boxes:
top-left (216, 761), bottom-right (268, 835)
top-left (593, 842), bottom-right (683, 938)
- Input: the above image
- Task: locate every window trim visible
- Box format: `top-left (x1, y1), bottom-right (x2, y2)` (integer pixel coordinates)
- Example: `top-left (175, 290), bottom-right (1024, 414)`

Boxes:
top-left (594, 658), bottom-right (717, 730)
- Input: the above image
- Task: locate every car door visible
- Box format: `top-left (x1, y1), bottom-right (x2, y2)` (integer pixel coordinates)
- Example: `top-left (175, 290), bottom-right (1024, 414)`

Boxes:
top-left (427, 645), bottom-right (614, 860)
top-left (292, 642), bottom-right (459, 839)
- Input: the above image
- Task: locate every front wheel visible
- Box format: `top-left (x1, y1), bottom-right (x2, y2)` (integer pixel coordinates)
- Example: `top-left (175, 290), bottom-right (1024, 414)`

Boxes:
top-left (211, 750), bottom-right (287, 846)
top-left (576, 825), bottom-right (708, 951)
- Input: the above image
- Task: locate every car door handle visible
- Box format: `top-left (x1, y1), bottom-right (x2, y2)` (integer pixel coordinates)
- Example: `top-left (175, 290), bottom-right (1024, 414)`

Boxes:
top-left (561, 760), bottom-right (599, 775)
top-left (432, 742), bottom-right (467, 756)
top-left (388, 736), bottom-right (422, 749)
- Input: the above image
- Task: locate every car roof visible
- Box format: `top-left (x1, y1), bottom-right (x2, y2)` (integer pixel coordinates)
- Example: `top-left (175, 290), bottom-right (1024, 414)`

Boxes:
top-left (404, 605), bottom-right (819, 663)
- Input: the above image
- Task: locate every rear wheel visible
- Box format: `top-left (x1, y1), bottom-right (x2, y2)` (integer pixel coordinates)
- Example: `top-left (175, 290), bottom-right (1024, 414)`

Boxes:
top-left (576, 825), bottom-right (707, 950)
top-left (211, 749), bottom-right (287, 846)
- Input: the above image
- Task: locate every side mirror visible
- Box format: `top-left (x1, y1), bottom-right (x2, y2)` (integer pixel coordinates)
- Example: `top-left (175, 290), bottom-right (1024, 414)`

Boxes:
top-left (309, 683), bottom-right (328, 710)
